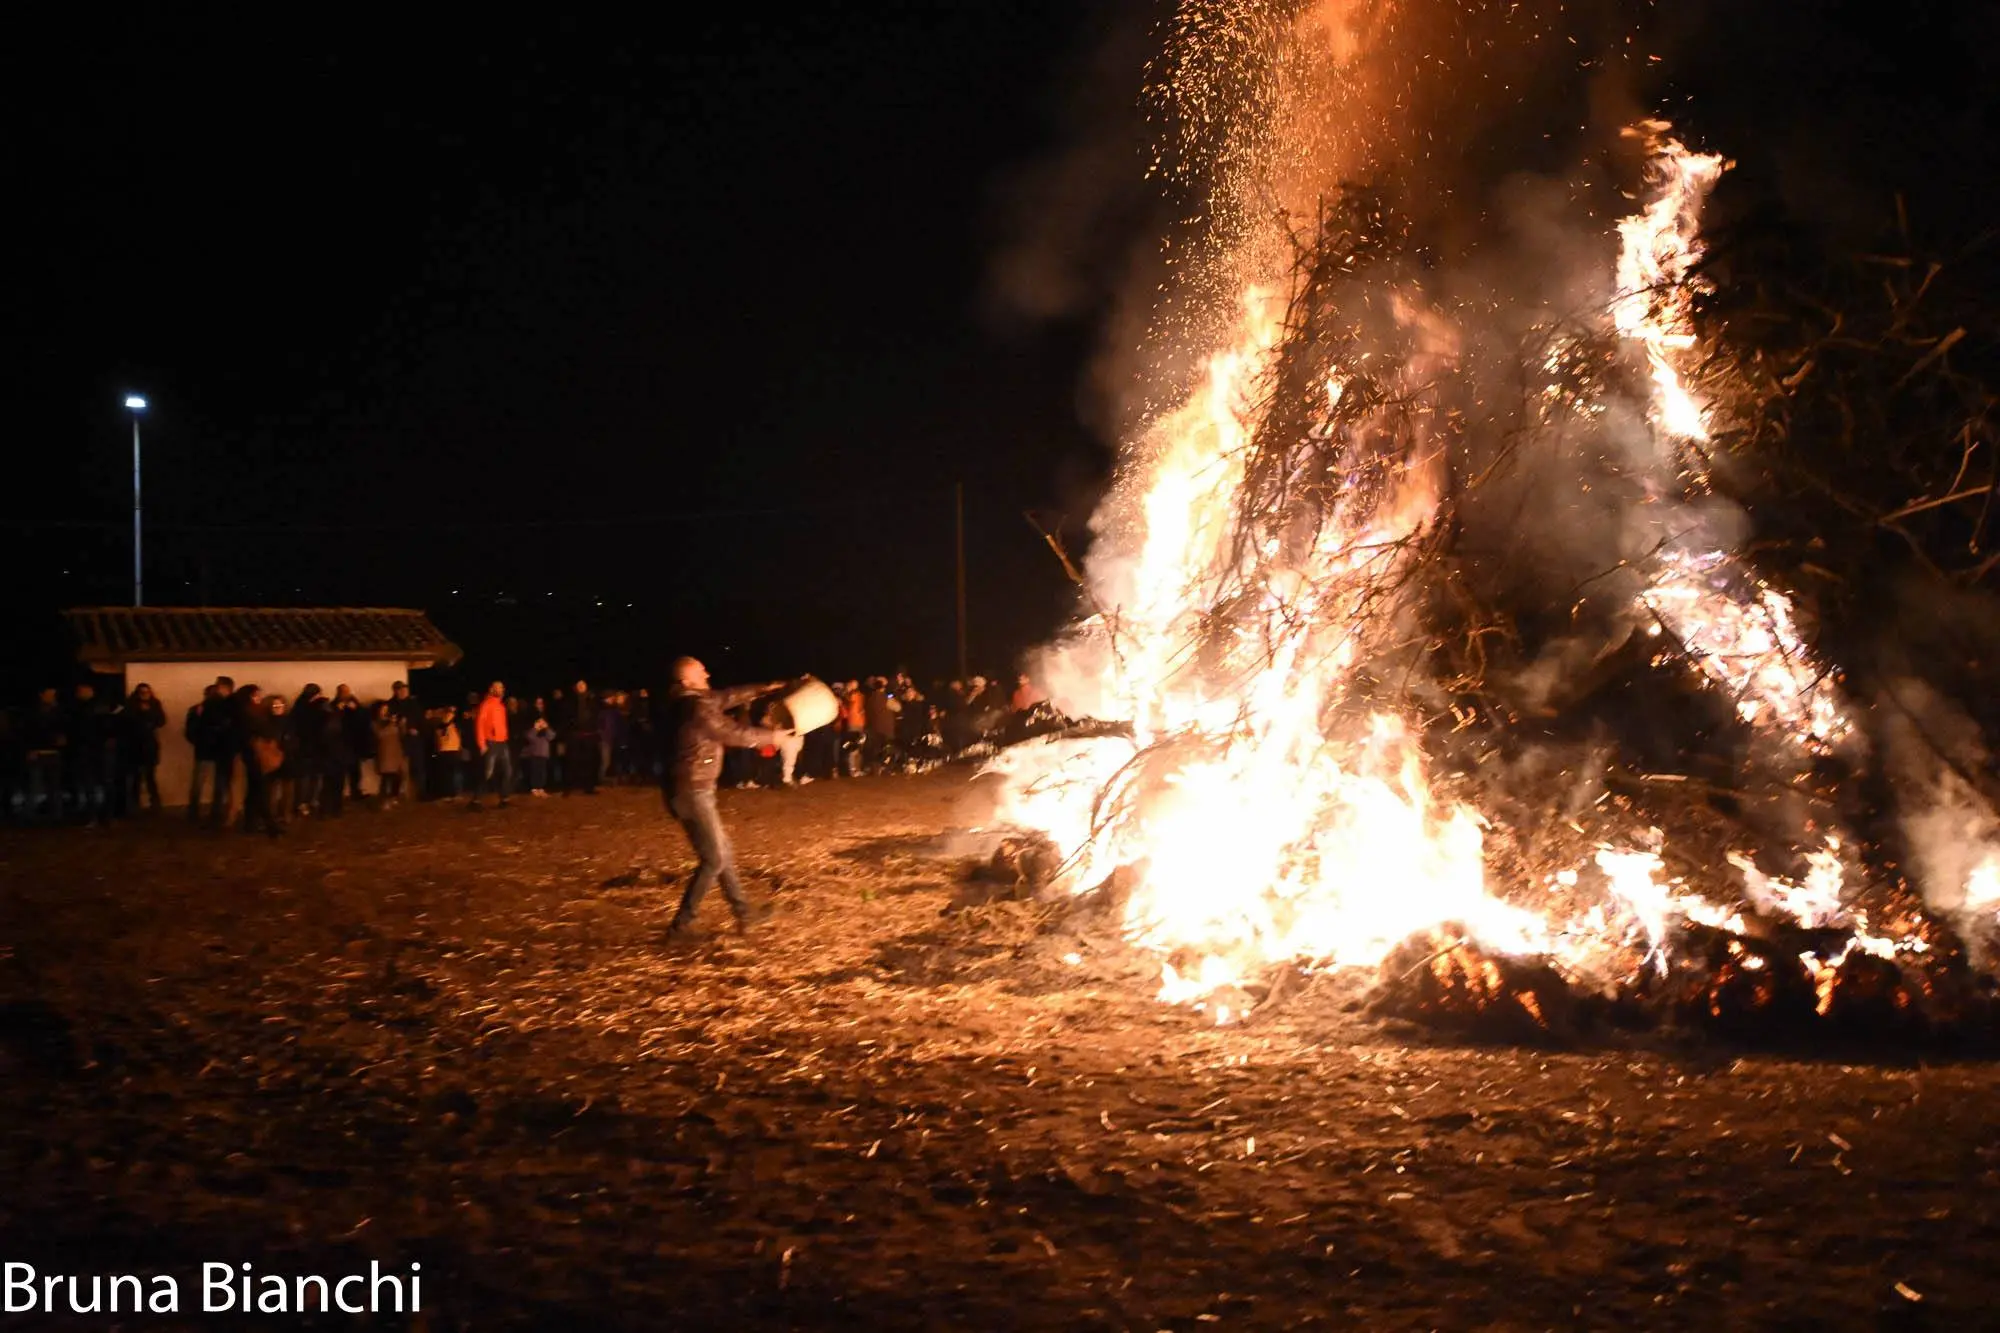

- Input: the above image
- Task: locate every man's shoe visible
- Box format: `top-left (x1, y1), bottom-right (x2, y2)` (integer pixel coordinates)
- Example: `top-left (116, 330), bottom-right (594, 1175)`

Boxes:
top-left (734, 904), bottom-right (774, 933)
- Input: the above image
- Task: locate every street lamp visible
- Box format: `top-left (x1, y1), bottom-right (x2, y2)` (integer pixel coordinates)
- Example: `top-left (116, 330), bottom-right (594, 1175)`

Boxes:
top-left (124, 395), bottom-right (147, 606)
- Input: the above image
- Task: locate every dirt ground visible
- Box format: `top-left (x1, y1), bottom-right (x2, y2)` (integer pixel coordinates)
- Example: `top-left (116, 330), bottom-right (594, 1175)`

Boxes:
top-left (2, 772), bottom-right (1996, 1330)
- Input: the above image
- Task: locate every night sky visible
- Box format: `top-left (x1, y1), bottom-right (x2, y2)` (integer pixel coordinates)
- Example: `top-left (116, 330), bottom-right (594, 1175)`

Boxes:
top-left (12, 3), bottom-right (1995, 701)
top-left (13, 7), bottom-right (1132, 698)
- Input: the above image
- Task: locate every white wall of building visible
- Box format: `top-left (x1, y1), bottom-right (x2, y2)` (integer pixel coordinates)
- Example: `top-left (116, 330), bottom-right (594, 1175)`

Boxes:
top-left (123, 660), bottom-right (419, 808)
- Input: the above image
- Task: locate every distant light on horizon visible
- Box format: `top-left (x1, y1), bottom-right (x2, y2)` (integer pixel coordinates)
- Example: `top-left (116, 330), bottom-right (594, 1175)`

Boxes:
top-left (124, 395), bottom-right (148, 411)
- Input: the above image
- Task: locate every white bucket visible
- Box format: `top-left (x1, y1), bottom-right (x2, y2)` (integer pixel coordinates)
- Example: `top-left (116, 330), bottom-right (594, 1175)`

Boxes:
top-left (774, 676), bottom-right (839, 733)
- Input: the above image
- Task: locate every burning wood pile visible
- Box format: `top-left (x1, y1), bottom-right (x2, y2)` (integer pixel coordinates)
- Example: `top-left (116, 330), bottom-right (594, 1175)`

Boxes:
top-left (978, 1), bottom-right (1999, 1046)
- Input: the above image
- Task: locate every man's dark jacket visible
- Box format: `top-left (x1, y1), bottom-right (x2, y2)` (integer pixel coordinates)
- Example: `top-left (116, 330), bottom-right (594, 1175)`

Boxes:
top-left (292, 696), bottom-right (330, 762)
top-left (666, 684), bottom-right (780, 797)
top-left (564, 691), bottom-right (600, 737)
top-left (391, 694), bottom-right (425, 740)
top-left (198, 692), bottom-right (238, 763)
top-left (124, 697), bottom-right (166, 764)
top-left (337, 699), bottom-right (371, 760)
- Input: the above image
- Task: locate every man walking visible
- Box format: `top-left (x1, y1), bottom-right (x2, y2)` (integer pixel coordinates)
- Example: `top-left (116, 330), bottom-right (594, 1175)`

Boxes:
top-left (473, 680), bottom-right (512, 809)
top-left (663, 658), bottom-right (788, 939)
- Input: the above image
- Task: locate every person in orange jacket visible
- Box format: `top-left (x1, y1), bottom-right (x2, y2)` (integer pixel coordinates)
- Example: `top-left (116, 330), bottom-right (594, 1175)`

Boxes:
top-left (473, 680), bottom-right (512, 809)
top-left (838, 679), bottom-right (868, 777)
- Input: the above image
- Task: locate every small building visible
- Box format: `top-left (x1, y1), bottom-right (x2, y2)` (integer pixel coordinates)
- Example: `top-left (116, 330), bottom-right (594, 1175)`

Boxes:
top-left (63, 606), bottom-right (462, 805)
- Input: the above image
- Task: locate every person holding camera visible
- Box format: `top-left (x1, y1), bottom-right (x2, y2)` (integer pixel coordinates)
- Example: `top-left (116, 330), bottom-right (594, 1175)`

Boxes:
top-left (523, 698), bottom-right (555, 796)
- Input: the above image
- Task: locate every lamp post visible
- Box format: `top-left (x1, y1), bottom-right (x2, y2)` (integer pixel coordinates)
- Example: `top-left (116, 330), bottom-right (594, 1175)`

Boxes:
top-left (124, 395), bottom-right (147, 606)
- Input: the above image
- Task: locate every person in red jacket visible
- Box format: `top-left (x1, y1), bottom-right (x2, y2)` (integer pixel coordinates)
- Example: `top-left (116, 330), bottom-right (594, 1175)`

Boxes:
top-left (472, 680), bottom-right (512, 809)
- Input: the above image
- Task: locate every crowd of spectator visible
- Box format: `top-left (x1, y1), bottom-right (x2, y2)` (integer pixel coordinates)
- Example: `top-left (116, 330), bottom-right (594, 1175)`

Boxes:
top-left (0, 669), bottom-right (1052, 833)
top-left (788, 671), bottom-right (1046, 787)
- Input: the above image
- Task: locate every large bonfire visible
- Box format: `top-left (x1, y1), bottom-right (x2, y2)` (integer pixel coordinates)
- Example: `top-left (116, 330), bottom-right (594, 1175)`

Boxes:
top-left (988, 0), bottom-right (2000, 1035)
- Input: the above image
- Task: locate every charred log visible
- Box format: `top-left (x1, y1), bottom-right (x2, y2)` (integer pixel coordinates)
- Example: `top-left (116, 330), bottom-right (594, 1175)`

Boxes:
top-left (1370, 930), bottom-right (1586, 1046)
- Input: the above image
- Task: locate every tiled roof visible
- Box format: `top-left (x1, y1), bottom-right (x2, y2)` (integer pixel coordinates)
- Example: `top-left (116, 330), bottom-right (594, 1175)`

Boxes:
top-left (64, 607), bottom-right (462, 667)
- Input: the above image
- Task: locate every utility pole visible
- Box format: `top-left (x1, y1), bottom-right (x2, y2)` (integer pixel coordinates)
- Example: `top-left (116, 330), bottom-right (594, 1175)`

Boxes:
top-left (125, 395), bottom-right (148, 606)
top-left (954, 481), bottom-right (968, 679)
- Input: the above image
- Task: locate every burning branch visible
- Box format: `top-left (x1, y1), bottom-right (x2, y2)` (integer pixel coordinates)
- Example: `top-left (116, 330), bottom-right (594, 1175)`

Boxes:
top-left (985, 1), bottom-right (2000, 1037)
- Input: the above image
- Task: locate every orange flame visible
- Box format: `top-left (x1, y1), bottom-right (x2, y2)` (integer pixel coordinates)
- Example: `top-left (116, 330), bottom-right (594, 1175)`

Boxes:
top-left (995, 29), bottom-right (1930, 1013)
top-left (1614, 122), bottom-right (1729, 453)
